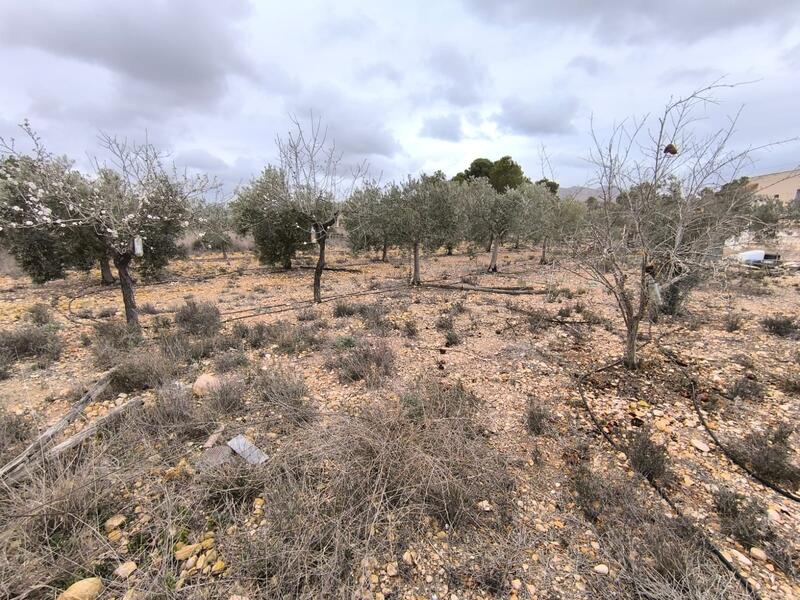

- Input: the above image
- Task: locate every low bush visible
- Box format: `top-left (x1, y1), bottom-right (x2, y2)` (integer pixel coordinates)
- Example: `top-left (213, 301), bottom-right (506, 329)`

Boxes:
top-left (0, 324), bottom-right (62, 366)
top-left (525, 398), bottom-right (551, 436)
top-left (444, 329), bottom-right (461, 347)
top-left (403, 319), bottom-right (419, 338)
top-left (435, 314), bottom-right (455, 332)
top-left (722, 311), bottom-right (744, 332)
top-left (109, 353), bottom-right (174, 393)
top-left (253, 369), bottom-right (313, 424)
top-left (626, 427), bottom-right (670, 485)
top-left (205, 377), bottom-right (246, 414)
top-left (331, 340), bottom-right (395, 387)
top-left (333, 300), bottom-right (359, 317)
top-left (728, 375), bottom-right (765, 401)
top-left (175, 300), bottom-right (221, 336)
top-left (761, 315), bottom-right (797, 338)
top-left (91, 320), bottom-right (141, 368)
top-left (729, 422), bottom-right (800, 490)
top-left (296, 307), bottom-right (319, 322)
top-left (713, 488), bottom-right (773, 548)
top-left (0, 455), bottom-right (124, 595)
top-left (26, 303), bottom-right (52, 325)
top-left (0, 408), bottom-right (33, 462)
top-left (263, 321), bottom-right (325, 354)
top-left (136, 382), bottom-right (211, 440)
top-left (779, 374), bottom-right (800, 395)
top-left (214, 348), bottom-right (249, 373)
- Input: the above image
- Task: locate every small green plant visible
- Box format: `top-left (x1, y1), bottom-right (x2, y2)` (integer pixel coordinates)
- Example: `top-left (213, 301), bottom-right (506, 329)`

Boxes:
top-left (335, 335), bottom-right (357, 349)
top-left (444, 329), bottom-right (461, 347)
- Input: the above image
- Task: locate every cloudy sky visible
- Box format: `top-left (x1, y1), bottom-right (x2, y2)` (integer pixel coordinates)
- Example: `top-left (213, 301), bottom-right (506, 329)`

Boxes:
top-left (1, 0), bottom-right (799, 194)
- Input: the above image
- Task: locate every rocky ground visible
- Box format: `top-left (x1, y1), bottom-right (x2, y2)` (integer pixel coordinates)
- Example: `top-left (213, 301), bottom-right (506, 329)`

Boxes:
top-left (0, 236), bottom-right (798, 600)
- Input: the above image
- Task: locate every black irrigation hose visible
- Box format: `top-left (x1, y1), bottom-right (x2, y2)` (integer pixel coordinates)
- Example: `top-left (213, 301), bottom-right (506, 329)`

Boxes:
top-left (574, 360), bottom-right (762, 600)
top-left (658, 347), bottom-right (800, 504)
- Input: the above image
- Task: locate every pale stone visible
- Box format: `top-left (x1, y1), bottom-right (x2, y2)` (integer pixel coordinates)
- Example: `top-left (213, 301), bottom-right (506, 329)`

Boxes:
top-left (57, 577), bottom-right (102, 600)
top-left (511, 578), bottom-right (522, 590)
top-left (211, 560), bottom-right (226, 575)
top-left (402, 550), bottom-right (415, 566)
top-left (691, 439), bottom-right (710, 453)
top-left (730, 549), bottom-right (752, 567)
top-left (193, 373), bottom-right (220, 396)
top-left (593, 564), bottom-right (609, 575)
top-left (175, 543), bottom-right (201, 561)
top-left (114, 561), bottom-right (137, 579)
top-left (105, 514), bottom-right (126, 533)
top-left (749, 547), bottom-right (767, 561)
top-left (386, 562), bottom-right (398, 577)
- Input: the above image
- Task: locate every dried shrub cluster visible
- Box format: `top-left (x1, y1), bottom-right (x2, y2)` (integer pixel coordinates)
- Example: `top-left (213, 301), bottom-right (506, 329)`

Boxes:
top-left (572, 463), bottom-right (748, 599)
top-left (174, 300), bottom-right (222, 336)
top-left (729, 422), bottom-right (800, 490)
top-left (328, 340), bottom-right (395, 387)
top-left (0, 324), bottom-right (62, 368)
top-left (222, 379), bottom-right (510, 597)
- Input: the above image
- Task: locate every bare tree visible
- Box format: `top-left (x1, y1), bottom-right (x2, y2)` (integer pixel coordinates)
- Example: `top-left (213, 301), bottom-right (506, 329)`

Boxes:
top-left (276, 115), bottom-right (365, 302)
top-left (579, 84), bottom-right (768, 368)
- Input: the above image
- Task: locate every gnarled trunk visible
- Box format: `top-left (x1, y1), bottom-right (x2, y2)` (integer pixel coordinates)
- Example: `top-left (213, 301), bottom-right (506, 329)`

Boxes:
top-left (539, 237), bottom-right (548, 264)
top-left (282, 255), bottom-right (292, 270)
top-left (99, 256), bottom-right (115, 285)
top-left (381, 239), bottom-right (388, 262)
top-left (113, 253), bottom-right (139, 328)
top-left (313, 216), bottom-right (337, 303)
top-left (411, 241), bottom-right (421, 285)
top-left (487, 235), bottom-right (499, 272)
top-left (485, 232), bottom-right (494, 253)
top-left (624, 319), bottom-right (639, 369)
top-left (313, 233), bottom-right (326, 303)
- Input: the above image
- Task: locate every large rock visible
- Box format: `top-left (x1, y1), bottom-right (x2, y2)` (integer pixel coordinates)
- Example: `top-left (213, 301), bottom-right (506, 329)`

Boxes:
top-left (114, 561), bottom-right (138, 579)
top-left (57, 577), bottom-right (102, 600)
top-left (193, 374), bottom-right (220, 396)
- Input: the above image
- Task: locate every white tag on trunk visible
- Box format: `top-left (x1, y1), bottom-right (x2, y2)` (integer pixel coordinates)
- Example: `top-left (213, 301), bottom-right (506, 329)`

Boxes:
top-left (133, 236), bottom-right (144, 257)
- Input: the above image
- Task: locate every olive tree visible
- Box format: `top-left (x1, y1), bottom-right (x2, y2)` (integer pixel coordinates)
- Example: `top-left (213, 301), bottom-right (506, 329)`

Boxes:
top-left (393, 174), bottom-right (451, 285)
top-left (231, 166), bottom-right (308, 269)
top-left (580, 86), bottom-right (759, 368)
top-left (465, 177), bottom-right (531, 272)
top-left (0, 125), bottom-right (212, 328)
top-left (343, 180), bottom-right (394, 261)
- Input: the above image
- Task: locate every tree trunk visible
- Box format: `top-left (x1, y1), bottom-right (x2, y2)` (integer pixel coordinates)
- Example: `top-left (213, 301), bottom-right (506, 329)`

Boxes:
top-left (411, 241), bottom-right (421, 285)
top-left (485, 233), bottom-right (494, 253)
top-left (99, 256), bottom-right (115, 285)
top-left (513, 235), bottom-right (520, 250)
top-left (624, 319), bottom-right (639, 369)
top-left (381, 239), bottom-right (388, 262)
top-left (222, 246), bottom-right (228, 261)
top-left (487, 235), bottom-right (499, 272)
top-left (282, 255), bottom-right (292, 270)
top-left (446, 245), bottom-right (453, 256)
top-left (313, 234), bottom-right (326, 303)
top-left (539, 237), bottom-right (548, 264)
top-left (114, 253), bottom-right (139, 328)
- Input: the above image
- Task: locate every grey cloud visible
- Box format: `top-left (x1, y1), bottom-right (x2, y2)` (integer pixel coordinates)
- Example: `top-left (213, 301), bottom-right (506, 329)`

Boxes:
top-left (495, 96), bottom-right (579, 135)
top-left (659, 67), bottom-right (722, 85)
top-left (318, 11), bottom-right (375, 42)
top-left (0, 0), bottom-right (254, 108)
top-left (567, 56), bottom-right (606, 76)
top-left (174, 149), bottom-right (230, 172)
top-left (428, 46), bottom-right (489, 107)
top-left (284, 86), bottom-right (401, 158)
top-left (420, 114), bottom-right (463, 141)
top-left (356, 63), bottom-right (404, 84)
top-left (462, 0), bottom-right (800, 43)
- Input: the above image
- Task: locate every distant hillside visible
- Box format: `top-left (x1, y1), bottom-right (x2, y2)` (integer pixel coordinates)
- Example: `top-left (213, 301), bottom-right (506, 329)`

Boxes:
top-left (557, 186), bottom-right (602, 202)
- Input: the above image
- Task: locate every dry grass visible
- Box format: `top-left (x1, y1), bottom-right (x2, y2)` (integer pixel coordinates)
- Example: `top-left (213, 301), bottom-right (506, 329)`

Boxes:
top-left (626, 427), bottom-right (671, 485)
top-left (253, 368), bottom-right (314, 424)
top-left (223, 380), bottom-right (510, 597)
top-left (729, 422), bottom-right (800, 490)
top-left (174, 299), bottom-right (222, 336)
top-left (761, 314), bottom-right (798, 338)
top-left (0, 324), bottom-right (62, 367)
top-left (329, 340), bottom-right (394, 387)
